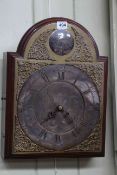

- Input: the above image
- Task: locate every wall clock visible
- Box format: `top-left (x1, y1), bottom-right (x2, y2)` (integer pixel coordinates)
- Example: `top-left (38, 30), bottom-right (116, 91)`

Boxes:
top-left (1, 17), bottom-right (108, 158)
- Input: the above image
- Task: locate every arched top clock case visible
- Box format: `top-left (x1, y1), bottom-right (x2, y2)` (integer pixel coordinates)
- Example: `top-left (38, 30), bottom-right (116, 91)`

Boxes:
top-left (1, 17), bottom-right (108, 159)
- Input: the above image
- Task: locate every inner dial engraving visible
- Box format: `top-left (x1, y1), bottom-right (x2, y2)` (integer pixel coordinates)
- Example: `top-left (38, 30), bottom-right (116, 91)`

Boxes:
top-left (35, 81), bottom-right (84, 134)
top-left (49, 30), bottom-right (74, 56)
top-left (18, 64), bottom-right (100, 150)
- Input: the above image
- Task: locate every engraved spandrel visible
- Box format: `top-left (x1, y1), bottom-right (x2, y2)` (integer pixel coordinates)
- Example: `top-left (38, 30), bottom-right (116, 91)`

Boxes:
top-left (27, 29), bottom-right (55, 60)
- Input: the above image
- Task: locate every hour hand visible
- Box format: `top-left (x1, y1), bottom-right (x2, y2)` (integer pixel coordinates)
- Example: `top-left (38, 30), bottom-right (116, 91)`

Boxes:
top-left (48, 111), bottom-right (56, 119)
top-left (40, 111), bottom-right (56, 124)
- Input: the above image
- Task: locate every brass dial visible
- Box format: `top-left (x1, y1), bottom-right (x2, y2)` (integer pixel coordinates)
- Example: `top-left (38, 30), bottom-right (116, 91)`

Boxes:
top-left (18, 64), bottom-right (100, 150)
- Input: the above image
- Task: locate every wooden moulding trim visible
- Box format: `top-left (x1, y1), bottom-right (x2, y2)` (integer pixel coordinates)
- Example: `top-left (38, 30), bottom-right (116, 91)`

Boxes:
top-left (17, 17), bottom-right (99, 59)
top-left (3, 17), bottom-right (108, 158)
top-left (100, 56), bottom-right (108, 156)
top-left (4, 52), bottom-right (16, 158)
top-left (7, 151), bottom-right (104, 159)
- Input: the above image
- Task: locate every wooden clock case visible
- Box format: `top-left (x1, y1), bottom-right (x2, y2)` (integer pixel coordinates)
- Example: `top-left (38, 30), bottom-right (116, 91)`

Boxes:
top-left (1, 17), bottom-right (108, 159)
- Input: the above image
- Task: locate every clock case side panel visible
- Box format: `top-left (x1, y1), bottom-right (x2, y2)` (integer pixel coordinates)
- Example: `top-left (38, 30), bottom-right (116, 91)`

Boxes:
top-left (1, 52), bottom-right (17, 159)
top-left (99, 56), bottom-right (108, 157)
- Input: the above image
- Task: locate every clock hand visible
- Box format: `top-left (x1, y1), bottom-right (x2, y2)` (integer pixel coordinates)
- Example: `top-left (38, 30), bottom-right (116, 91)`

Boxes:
top-left (48, 111), bottom-right (56, 119)
top-left (39, 90), bottom-right (57, 125)
top-left (40, 108), bottom-right (57, 124)
top-left (40, 105), bottom-right (64, 124)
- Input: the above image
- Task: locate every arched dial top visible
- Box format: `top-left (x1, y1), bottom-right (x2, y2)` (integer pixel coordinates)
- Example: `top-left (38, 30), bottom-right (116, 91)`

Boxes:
top-left (18, 64), bottom-right (100, 150)
top-left (17, 17), bottom-right (99, 61)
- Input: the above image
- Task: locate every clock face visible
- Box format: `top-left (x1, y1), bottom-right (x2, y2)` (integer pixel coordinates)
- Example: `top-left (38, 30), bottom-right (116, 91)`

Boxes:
top-left (18, 64), bottom-right (100, 150)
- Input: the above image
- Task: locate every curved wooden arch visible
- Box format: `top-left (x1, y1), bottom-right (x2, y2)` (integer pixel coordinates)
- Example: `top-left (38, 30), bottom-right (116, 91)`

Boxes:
top-left (17, 17), bottom-right (99, 59)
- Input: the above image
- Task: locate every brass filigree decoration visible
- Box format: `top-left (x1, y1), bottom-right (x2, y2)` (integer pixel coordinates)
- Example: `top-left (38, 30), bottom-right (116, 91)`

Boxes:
top-left (15, 60), bottom-right (49, 98)
top-left (75, 63), bottom-right (104, 93)
top-left (66, 27), bottom-right (94, 62)
top-left (13, 60), bottom-right (104, 153)
top-left (24, 25), bottom-right (97, 62)
top-left (65, 122), bottom-right (101, 152)
top-left (14, 117), bottom-right (54, 153)
top-left (14, 115), bottom-right (101, 153)
top-left (27, 29), bottom-right (55, 61)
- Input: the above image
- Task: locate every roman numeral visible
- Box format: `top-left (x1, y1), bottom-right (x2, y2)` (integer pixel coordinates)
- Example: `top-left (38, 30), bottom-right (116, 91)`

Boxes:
top-left (83, 86), bottom-right (95, 94)
top-left (41, 72), bottom-right (49, 82)
top-left (83, 88), bottom-right (91, 94)
top-left (58, 72), bottom-right (64, 80)
top-left (55, 135), bottom-right (61, 144)
top-left (73, 79), bottom-right (77, 85)
top-left (39, 130), bottom-right (47, 140)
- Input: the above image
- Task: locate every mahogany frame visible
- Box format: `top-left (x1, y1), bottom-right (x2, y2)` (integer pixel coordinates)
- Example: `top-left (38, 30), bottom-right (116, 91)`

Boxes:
top-left (1, 17), bottom-right (108, 159)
